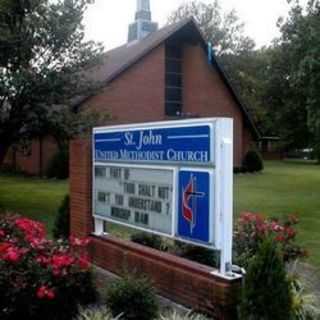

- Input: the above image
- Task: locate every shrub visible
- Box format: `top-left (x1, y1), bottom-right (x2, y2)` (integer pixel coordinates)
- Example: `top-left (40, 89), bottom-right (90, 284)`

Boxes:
top-left (0, 163), bottom-right (23, 175)
top-left (287, 263), bottom-right (320, 320)
top-left (76, 308), bottom-right (209, 320)
top-left (131, 232), bottom-right (164, 251)
top-left (233, 166), bottom-right (248, 174)
top-left (242, 150), bottom-right (264, 172)
top-left (239, 238), bottom-right (293, 320)
top-left (173, 242), bottom-right (218, 268)
top-left (0, 215), bottom-right (97, 320)
top-left (53, 195), bottom-right (70, 239)
top-left (160, 311), bottom-right (209, 320)
top-left (105, 273), bottom-right (159, 320)
top-left (46, 147), bottom-right (69, 179)
top-left (233, 212), bottom-right (307, 268)
top-left (76, 306), bottom-right (122, 320)
top-left (289, 277), bottom-right (320, 320)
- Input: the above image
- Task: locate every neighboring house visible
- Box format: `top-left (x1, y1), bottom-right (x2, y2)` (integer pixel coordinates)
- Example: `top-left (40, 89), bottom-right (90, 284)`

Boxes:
top-left (4, 0), bottom-right (259, 175)
top-left (258, 136), bottom-right (283, 160)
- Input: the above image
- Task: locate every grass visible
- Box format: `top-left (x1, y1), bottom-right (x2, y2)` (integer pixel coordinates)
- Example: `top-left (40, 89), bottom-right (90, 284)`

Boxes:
top-left (0, 173), bottom-right (68, 234)
top-left (0, 160), bottom-right (319, 267)
top-left (235, 160), bottom-right (320, 267)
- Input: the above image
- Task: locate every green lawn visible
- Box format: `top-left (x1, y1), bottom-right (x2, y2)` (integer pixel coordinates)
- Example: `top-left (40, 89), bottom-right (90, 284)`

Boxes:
top-left (235, 160), bottom-right (320, 266)
top-left (0, 160), bottom-right (319, 266)
top-left (0, 174), bottom-right (68, 234)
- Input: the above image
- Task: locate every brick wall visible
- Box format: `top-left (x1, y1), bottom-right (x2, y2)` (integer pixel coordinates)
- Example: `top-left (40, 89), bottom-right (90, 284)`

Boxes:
top-left (182, 44), bottom-right (252, 166)
top-left (70, 139), bottom-right (93, 238)
top-left (81, 45), bottom-right (166, 124)
top-left (3, 136), bottom-right (58, 176)
top-left (41, 136), bottom-right (60, 174)
top-left (70, 139), bottom-right (242, 319)
top-left (242, 124), bottom-right (253, 157)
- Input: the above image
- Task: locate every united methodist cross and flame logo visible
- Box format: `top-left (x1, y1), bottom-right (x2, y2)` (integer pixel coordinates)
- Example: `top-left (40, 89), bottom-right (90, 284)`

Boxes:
top-left (182, 174), bottom-right (206, 234)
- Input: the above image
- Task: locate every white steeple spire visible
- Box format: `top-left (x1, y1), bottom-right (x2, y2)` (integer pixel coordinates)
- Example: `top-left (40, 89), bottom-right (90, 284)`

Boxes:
top-left (137, 0), bottom-right (150, 12)
top-left (128, 0), bottom-right (158, 43)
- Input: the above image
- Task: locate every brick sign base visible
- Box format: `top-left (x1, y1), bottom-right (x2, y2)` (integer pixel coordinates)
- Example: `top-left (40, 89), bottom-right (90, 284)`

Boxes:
top-left (70, 139), bottom-right (242, 319)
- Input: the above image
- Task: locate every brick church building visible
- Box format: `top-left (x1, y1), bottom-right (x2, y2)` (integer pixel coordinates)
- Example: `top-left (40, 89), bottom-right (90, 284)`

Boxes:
top-left (4, 0), bottom-right (259, 175)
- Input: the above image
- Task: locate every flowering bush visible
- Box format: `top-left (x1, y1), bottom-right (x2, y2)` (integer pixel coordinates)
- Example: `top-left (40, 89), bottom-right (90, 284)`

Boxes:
top-left (234, 212), bottom-right (307, 268)
top-left (0, 215), bottom-right (97, 320)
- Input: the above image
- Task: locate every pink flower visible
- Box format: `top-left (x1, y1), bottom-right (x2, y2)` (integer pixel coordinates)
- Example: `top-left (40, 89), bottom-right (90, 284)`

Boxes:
top-left (240, 212), bottom-right (256, 222)
top-left (50, 254), bottom-right (75, 276)
top-left (69, 236), bottom-right (91, 247)
top-left (256, 222), bottom-right (268, 235)
top-left (1, 245), bottom-right (23, 263)
top-left (276, 234), bottom-right (285, 242)
top-left (36, 286), bottom-right (55, 300)
top-left (0, 242), bottom-right (11, 254)
top-left (270, 221), bottom-right (284, 232)
top-left (0, 229), bottom-right (5, 238)
top-left (27, 236), bottom-right (47, 249)
top-left (239, 212), bottom-right (265, 225)
top-left (284, 227), bottom-right (297, 240)
top-left (51, 254), bottom-right (75, 268)
top-left (36, 255), bottom-right (50, 266)
top-left (15, 218), bottom-right (46, 242)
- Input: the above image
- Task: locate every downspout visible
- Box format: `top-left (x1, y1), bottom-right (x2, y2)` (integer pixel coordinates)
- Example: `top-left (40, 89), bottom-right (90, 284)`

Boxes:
top-left (207, 42), bottom-right (213, 65)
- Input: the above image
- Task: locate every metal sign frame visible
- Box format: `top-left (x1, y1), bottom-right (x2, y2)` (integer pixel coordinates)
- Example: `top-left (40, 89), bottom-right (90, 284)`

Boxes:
top-left (92, 118), bottom-right (234, 276)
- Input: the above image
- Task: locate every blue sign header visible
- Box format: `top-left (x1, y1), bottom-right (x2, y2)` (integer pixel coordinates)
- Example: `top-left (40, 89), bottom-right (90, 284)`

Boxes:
top-left (94, 125), bottom-right (213, 164)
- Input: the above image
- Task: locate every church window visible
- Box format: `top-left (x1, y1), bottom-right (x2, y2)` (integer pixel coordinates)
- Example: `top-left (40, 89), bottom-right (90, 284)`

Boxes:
top-left (165, 44), bottom-right (183, 116)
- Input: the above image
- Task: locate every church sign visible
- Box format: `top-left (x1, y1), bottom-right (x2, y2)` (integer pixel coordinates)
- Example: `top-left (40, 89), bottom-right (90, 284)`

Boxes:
top-left (93, 118), bottom-right (234, 275)
top-left (94, 124), bottom-right (212, 164)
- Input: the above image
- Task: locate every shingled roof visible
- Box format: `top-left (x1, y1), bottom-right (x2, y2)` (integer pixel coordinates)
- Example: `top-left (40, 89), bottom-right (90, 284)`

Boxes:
top-left (80, 18), bottom-right (191, 86)
top-left (76, 18), bottom-right (260, 138)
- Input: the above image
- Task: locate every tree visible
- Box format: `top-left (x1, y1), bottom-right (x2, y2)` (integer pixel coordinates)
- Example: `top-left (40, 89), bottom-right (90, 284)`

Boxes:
top-left (263, 0), bottom-right (320, 155)
top-left (168, 1), bottom-right (272, 134)
top-left (287, 0), bottom-right (320, 158)
top-left (220, 47), bottom-right (276, 135)
top-left (0, 0), bottom-right (104, 165)
top-left (168, 0), bottom-right (255, 56)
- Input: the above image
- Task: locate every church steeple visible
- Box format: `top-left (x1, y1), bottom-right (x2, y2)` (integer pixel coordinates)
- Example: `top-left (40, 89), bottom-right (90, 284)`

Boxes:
top-left (128, 0), bottom-right (158, 43)
top-left (138, 0), bottom-right (150, 11)
top-left (135, 0), bottom-right (151, 20)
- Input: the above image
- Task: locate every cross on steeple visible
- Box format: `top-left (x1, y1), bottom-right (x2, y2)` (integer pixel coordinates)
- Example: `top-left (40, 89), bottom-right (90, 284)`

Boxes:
top-left (128, 0), bottom-right (158, 43)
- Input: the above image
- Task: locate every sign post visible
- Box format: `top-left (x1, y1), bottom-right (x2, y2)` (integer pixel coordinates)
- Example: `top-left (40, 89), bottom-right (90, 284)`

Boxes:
top-left (92, 118), bottom-right (235, 277)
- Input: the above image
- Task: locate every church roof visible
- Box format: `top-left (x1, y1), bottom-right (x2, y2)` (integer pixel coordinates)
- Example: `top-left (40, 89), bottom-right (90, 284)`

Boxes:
top-left (82, 18), bottom-right (191, 86)
top-left (75, 18), bottom-right (259, 138)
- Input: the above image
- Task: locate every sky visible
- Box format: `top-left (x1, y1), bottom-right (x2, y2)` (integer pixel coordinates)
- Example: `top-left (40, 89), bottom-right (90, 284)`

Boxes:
top-left (84, 0), bottom-right (305, 51)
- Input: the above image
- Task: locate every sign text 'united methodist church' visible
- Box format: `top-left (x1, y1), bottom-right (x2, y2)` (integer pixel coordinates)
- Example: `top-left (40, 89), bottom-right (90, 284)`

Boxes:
top-left (94, 125), bottom-right (213, 164)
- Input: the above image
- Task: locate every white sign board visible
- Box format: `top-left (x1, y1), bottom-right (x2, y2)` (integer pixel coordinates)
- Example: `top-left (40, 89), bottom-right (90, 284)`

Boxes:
top-left (94, 165), bottom-right (174, 235)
